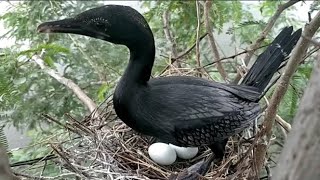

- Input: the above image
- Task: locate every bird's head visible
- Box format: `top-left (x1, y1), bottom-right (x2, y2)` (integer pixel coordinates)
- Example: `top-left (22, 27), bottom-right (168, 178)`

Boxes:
top-left (37, 5), bottom-right (153, 49)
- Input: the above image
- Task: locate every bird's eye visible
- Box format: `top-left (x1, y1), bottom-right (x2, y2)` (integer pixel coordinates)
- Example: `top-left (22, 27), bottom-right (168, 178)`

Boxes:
top-left (96, 23), bottom-right (104, 28)
top-left (93, 19), bottom-right (106, 28)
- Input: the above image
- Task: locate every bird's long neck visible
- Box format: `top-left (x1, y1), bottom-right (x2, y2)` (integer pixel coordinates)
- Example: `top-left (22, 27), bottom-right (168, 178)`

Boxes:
top-left (113, 37), bottom-right (155, 128)
top-left (113, 27), bottom-right (155, 129)
top-left (121, 39), bottom-right (155, 86)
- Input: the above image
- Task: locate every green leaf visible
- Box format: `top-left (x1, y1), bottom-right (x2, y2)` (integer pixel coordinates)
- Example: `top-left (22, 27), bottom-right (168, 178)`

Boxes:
top-left (44, 55), bottom-right (54, 67)
top-left (97, 83), bottom-right (109, 102)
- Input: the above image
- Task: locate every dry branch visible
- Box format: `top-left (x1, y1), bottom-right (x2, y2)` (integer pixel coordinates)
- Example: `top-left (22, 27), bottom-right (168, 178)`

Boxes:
top-left (254, 10), bottom-right (320, 175)
top-left (202, 44), bottom-right (269, 68)
top-left (195, 0), bottom-right (202, 76)
top-left (32, 52), bottom-right (97, 114)
top-left (203, 0), bottom-right (228, 81)
top-left (233, 0), bottom-right (301, 84)
top-left (275, 115), bottom-right (291, 133)
top-left (50, 144), bottom-right (88, 178)
top-left (159, 33), bottom-right (207, 75)
top-left (273, 50), bottom-right (320, 180)
top-left (162, 10), bottom-right (180, 67)
top-left (10, 154), bottom-right (57, 167)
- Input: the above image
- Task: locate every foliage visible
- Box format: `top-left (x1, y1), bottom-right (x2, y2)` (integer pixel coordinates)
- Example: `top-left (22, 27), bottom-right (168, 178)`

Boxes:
top-left (0, 1), bottom-right (128, 129)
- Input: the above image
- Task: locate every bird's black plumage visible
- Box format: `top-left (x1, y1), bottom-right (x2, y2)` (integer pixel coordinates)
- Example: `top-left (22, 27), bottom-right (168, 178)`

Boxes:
top-left (37, 5), bottom-right (301, 177)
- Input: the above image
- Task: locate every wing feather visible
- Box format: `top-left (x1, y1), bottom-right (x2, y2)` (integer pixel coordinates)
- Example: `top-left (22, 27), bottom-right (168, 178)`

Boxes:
top-left (135, 82), bottom-right (260, 146)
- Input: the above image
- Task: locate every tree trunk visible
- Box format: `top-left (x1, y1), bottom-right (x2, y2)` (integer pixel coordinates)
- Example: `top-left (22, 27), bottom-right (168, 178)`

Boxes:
top-left (273, 52), bottom-right (320, 180)
top-left (0, 146), bottom-right (20, 180)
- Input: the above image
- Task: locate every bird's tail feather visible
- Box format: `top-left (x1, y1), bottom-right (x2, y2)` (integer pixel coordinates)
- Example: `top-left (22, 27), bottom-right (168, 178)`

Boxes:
top-left (240, 26), bottom-right (302, 93)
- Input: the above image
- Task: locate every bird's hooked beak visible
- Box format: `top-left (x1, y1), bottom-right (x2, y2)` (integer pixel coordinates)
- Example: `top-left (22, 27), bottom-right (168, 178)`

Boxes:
top-left (37, 18), bottom-right (110, 39)
top-left (37, 18), bottom-right (79, 33)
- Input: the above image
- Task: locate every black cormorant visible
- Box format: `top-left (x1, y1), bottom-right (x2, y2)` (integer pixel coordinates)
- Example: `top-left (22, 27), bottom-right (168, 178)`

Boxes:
top-left (37, 5), bottom-right (301, 179)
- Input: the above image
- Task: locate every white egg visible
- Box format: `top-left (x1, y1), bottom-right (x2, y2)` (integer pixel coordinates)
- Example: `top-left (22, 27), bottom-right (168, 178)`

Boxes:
top-left (169, 144), bottom-right (199, 160)
top-left (148, 143), bottom-right (176, 165)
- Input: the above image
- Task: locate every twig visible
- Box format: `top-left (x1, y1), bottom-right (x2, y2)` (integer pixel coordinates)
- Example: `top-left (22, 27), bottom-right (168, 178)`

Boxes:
top-left (41, 114), bottom-right (67, 129)
top-left (159, 33), bottom-right (208, 75)
top-left (201, 45), bottom-right (269, 69)
top-left (65, 113), bottom-right (95, 137)
top-left (50, 144), bottom-right (88, 178)
top-left (14, 171), bottom-right (80, 180)
top-left (89, 81), bottom-right (110, 86)
top-left (31, 51), bottom-right (97, 114)
top-left (203, 0), bottom-right (228, 81)
top-left (195, 0), bottom-right (202, 76)
top-left (275, 115), bottom-right (291, 133)
top-left (162, 10), bottom-right (180, 67)
top-left (41, 172), bottom-right (81, 179)
top-left (265, 164), bottom-right (272, 180)
top-left (175, 33), bottom-right (208, 61)
top-left (10, 154), bottom-right (57, 167)
top-left (14, 172), bottom-right (43, 180)
top-left (278, 46), bottom-right (319, 71)
top-left (254, 10), bottom-right (320, 175)
top-left (40, 160), bottom-right (47, 177)
top-left (233, 0), bottom-right (301, 84)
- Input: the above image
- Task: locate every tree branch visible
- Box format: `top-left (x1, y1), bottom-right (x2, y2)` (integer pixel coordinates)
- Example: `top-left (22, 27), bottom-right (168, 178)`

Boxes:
top-left (0, 145), bottom-right (20, 180)
top-left (254, 10), bottom-right (320, 175)
top-left (31, 52), bottom-right (97, 114)
top-left (195, 0), bottom-right (202, 76)
top-left (203, 0), bottom-right (228, 81)
top-left (233, 0), bottom-right (301, 84)
top-left (162, 10), bottom-right (181, 68)
top-left (273, 48), bottom-right (320, 180)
